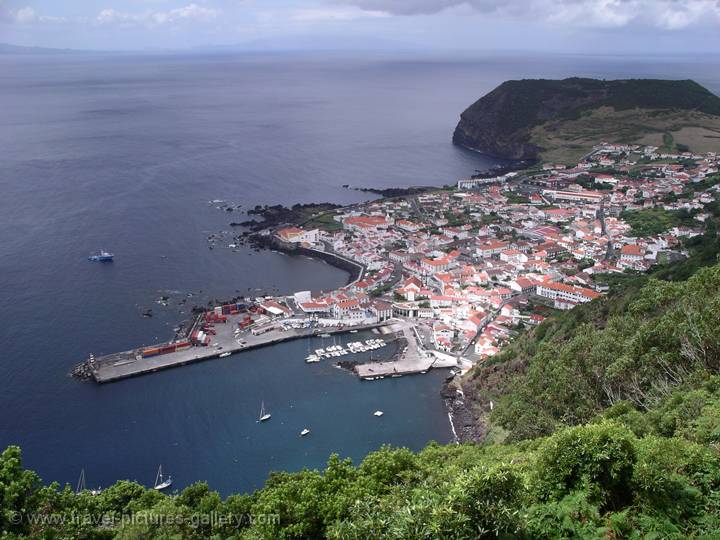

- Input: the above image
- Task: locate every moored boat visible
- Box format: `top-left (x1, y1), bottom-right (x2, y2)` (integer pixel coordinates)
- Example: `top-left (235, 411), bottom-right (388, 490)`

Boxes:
top-left (153, 465), bottom-right (172, 491)
top-left (258, 401), bottom-right (271, 422)
top-left (88, 249), bottom-right (114, 262)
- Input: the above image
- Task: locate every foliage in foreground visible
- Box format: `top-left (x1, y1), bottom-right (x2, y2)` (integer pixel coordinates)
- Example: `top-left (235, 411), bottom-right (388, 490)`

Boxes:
top-left (2, 414), bottom-right (720, 539)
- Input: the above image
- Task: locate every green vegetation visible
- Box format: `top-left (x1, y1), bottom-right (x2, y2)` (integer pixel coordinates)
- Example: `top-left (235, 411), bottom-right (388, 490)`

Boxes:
top-left (501, 191), bottom-right (530, 204)
top-left (575, 176), bottom-right (613, 191)
top-left (532, 107), bottom-right (720, 163)
top-left (682, 174), bottom-right (720, 196)
top-left (369, 282), bottom-right (393, 297)
top-left (455, 77), bottom-right (720, 162)
top-left (620, 207), bottom-right (697, 236)
top-left (302, 212), bottom-right (343, 232)
top-left (4, 414), bottom-right (720, 538)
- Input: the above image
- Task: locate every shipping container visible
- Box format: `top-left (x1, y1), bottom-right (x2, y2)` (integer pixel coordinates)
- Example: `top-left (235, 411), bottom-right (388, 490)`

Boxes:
top-left (142, 347), bottom-right (162, 358)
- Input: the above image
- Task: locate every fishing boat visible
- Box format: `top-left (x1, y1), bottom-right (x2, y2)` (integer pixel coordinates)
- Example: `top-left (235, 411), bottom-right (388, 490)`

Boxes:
top-left (300, 428), bottom-right (311, 436)
top-left (258, 401), bottom-right (272, 422)
top-left (373, 411), bottom-right (384, 417)
top-left (88, 249), bottom-right (114, 262)
top-left (153, 465), bottom-right (172, 491)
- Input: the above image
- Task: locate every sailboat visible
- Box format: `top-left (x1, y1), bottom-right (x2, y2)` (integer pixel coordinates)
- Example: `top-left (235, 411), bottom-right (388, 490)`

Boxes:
top-left (305, 339), bottom-right (320, 363)
top-left (153, 465), bottom-right (172, 490)
top-left (258, 401), bottom-right (272, 422)
top-left (76, 468), bottom-right (102, 495)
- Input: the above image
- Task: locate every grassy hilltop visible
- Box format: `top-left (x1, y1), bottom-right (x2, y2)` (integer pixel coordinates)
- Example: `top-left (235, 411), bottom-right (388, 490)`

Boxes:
top-left (453, 78), bottom-right (720, 163)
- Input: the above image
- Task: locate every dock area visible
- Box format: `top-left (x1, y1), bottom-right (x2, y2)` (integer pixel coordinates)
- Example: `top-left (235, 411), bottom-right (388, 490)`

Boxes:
top-left (88, 311), bottom-right (388, 383)
top-left (355, 321), bottom-right (458, 379)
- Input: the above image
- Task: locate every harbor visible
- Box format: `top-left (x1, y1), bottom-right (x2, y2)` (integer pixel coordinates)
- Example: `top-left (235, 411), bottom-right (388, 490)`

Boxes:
top-left (80, 295), bottom-right (462, 384)
top-left (85, 305), bottom-right (395, 383)
top-left (355, 321), bottom-right (460, 379)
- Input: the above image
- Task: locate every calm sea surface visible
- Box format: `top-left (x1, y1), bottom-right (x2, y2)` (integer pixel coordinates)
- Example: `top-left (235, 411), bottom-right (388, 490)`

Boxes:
top-left (0, 51), bottom-right (718, 494)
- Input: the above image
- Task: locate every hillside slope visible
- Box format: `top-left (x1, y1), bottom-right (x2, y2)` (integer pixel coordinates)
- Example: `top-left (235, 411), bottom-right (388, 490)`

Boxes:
top-left (461, 227), bottom-right (720, 443)
top-left (452, 78), bottom-right (720, 163)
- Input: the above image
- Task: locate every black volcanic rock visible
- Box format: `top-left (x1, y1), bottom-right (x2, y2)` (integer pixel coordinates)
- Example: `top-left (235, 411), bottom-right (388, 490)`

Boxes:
top-left (452, 78), bottom-right (720, 160)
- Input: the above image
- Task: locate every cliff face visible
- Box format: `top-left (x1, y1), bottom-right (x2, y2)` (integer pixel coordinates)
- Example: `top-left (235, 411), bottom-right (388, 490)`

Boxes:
top-left (452, 78), bottom-right (720, 161)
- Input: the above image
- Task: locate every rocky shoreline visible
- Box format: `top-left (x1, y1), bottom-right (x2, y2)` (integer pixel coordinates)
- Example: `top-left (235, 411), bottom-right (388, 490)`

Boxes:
top-left (342, 185), bottom-right (438, 198)
top-left (441, 377), bottom-right (487, 444)
top-left (231, 202), bottom-right (342, 232)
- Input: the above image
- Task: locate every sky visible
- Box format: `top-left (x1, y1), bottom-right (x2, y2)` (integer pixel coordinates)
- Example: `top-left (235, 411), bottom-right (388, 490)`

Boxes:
top-left (0, 0), bottom-right (718, 53)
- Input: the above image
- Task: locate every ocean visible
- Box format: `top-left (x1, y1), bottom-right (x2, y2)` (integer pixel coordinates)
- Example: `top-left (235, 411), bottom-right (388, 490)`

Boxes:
top-left (1, 50), bottom-right (718, 495)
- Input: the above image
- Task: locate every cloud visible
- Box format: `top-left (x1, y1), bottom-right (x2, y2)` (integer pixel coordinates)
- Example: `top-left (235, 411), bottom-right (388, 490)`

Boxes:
top-left (14, 6), bottom-right (36, 23)
top-left (291, 7), bottom-right (390, 22)
top-left (340, 0), bottom-right (720, 29)
top-left (96, 3), bottom-right (218, 27)
top-left (9, 5), bottom-right (68, 24)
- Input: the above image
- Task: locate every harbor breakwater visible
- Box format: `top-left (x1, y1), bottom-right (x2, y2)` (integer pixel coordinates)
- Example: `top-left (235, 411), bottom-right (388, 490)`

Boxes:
top-left (251, 233), bottom-right (365, 286)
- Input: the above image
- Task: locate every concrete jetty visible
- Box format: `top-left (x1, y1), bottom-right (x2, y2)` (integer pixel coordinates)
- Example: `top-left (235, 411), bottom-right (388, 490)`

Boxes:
top-left (88, 313), bottom-right (387, 383)
top-left (355, 321), bottom-right (458, 379)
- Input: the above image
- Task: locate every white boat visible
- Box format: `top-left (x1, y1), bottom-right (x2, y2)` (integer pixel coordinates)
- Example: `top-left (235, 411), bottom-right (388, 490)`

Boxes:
top-left (153, 465), bottom-right (172, 491)
top-left (373, 410), bottom-right (384, 417)
top-left (76, 468), bottom-right (102, 495)
top-left (349, 330), bottom-right (358, 333)
top-left (320, 333), bottom-right (331, 338)
top-left (305, 355), bottom-right (320, 363)
top-left (315, 348), bottom-right (326, 355)
top-left (258, 401), bottom-right (272, 422)
top-left (219, 352), bottom-right (231, 358)
top-left (300, 428), bottom-right (311, 436)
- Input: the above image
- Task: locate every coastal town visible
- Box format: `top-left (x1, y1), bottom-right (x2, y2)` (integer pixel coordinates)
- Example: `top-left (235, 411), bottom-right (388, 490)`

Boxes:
top-left (81, 143), bottom-right (719, 383)
top-left (263, 142), bottom-right (719, 367)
